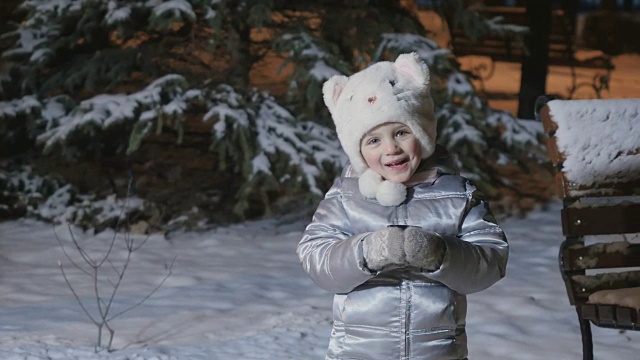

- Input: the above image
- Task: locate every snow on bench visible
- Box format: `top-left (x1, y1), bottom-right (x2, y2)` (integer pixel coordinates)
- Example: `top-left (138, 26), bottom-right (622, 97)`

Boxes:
top-left (546, 98), bottom-right (640, 197)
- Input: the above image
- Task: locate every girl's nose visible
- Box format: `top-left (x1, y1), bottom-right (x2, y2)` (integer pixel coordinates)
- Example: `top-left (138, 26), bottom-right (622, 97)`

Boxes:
top-left (385, 141), bottom-right (401, 155)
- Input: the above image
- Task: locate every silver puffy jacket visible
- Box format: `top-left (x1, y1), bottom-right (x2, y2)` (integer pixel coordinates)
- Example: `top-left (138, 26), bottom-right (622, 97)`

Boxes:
top-left (297, 160), bottom-right (508, 360)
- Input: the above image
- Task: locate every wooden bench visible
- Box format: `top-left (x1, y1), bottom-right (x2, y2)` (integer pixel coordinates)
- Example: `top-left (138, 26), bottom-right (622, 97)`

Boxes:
top-left (536, 96), bottom-right (640, 360)
top-left (450, 6), bottom-right (613, 80)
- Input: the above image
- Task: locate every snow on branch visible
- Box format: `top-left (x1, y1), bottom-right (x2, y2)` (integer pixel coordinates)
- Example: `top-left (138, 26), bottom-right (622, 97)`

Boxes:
top-left (455, 5), bottom-right (528, 43)
top-left (375, 33), bottom-right (451, 66)
top-left (276, 31), bottom-right (348, 77)
top-left (35, 74), bottom-right (192, 155)
top-left (486, 110), bottom-right (544, 150)
top-left (3, 0), bottom-right (224, 66)
top-left (253, 95), bottom-right (345, 195)
top-left (149, 0), bottom-right (196, 31)
top-left (484, 15), bottom-right (528, 37)
top-left (205, 85), bottom-right (345, 199)
top-left (0, 162), bottom-right (150, 231)
top-left (1, 76), bottom-right (344, 218)
top-left (2, 0), bottom-right (89, 63)
top-left (105, 1), bottom-right (134, 25)
top-left (273, 31), bottom-right (351, 110)
top-left (0, 95), bottom-right (41, 118)
top-left (438, 105), bottom-right (486, 147)
top-left (0, 95), bottom-right (72, 145)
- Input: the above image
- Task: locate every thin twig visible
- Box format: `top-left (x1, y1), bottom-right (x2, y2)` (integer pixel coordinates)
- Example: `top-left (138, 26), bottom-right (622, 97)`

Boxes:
top-left (107, 256), bottom-right (176, 321)
top-left (132, 234), bottom-right (151, 252)
top-left (102, 248), bottom-right (133, 321)
top-left (54, 225), bottom-right (92, 277)
top-left (96, 227), bottom-right (119, 268)
top-left (97, 179), bottom-right (134, 267)
top-left (59, 261), bottom-right (99, 326)
top-left (105, 322), bottom-right (115, 352)
top-left (107, 259), bottom-right (123, 287)
top-left (94, 267), bottom-right (104, 323)
top-left (68, 224), bottom-right (96, 268)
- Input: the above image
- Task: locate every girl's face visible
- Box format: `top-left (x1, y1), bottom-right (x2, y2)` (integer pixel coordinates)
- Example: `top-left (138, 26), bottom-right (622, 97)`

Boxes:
top-left (360, 122), bottom-right (422, 184)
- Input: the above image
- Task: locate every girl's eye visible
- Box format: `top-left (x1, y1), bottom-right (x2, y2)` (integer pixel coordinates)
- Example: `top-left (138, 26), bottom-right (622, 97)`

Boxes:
top-left (367, 138), bottom-right (379, 145)
top-left (396, 130), bottom-right (408, 137)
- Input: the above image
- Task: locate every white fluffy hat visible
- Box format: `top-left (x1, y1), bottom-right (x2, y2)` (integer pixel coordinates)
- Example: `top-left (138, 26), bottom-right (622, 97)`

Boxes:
top-left (322, 52), bottom-right (437, 206)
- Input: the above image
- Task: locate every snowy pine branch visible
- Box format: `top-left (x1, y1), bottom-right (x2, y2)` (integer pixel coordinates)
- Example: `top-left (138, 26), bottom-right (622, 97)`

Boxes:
top-left (29, 74), bottom-right (191, 156)
top-left (2, 0), bottom-right (230, 70)
top-left (1, 0), bottom-right (551, 222)
top-left (0, 77), bottom-right (346, 218)
top-left (205, 85), bottom-right (345, 216)
top-left (273, 31), bottom-right (351, 115)
top-left (375, 33), bottom-right (452, 68)
top-left (149, 0), bottom-right (196, 32)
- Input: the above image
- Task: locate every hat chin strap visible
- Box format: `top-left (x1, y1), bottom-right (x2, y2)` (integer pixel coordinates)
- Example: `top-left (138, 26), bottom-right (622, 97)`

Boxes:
top-left (358, 169), bottom-right (407, 206)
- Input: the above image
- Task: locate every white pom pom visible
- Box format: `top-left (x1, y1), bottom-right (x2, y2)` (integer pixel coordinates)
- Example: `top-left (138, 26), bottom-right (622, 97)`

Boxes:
top-left (358, 168), bottom-right (383, 198)
top-left (376, 180), bottom-right (406, 206)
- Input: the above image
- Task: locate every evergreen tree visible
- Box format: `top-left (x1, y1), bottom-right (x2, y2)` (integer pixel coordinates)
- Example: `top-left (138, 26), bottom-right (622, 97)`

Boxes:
top-left (0, 0), bottom-right (543, 228)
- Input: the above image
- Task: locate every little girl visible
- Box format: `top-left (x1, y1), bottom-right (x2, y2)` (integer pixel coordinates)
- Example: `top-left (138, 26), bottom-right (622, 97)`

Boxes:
top-left (297, 53), bottom-right (508, 360)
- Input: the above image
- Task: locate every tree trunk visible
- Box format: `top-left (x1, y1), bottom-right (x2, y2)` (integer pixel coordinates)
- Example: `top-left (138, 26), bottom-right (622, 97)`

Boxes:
top-left (227, 12), bottom-right (255, 89)
top-left (517, 0), bottom-right (552, 120)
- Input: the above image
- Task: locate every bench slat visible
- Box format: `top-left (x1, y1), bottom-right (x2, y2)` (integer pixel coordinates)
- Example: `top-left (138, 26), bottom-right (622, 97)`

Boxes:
top-left (561, 204), bottom-right (640, 236)
top-left (563, 242), bottom-right (640, 270)
top-left (616, 306), bottom-right (639, 326)
top-left (582, 304), bottom-right (640, 330)
top-left (570, 270), bottom-right (640, 300)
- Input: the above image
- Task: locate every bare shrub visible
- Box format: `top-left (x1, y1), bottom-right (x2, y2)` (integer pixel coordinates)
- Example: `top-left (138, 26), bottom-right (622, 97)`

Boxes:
top-left (55, 195), bottom-right (175, 352)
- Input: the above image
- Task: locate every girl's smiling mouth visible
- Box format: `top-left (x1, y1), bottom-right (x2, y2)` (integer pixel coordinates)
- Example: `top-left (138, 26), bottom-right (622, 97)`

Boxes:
top-left (385, 158), bottom-right (409, 169)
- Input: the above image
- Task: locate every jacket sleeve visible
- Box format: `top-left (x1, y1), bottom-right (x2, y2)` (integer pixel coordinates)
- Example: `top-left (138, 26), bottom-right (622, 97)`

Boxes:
top-left (297, 178), bottom-right (374, 294)
top-left (426, 181), bottom-right (508, 295)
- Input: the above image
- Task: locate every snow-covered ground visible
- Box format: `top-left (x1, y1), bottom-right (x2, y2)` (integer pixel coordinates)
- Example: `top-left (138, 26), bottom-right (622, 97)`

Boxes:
top-left (0, 201), bottom-right (638, 360)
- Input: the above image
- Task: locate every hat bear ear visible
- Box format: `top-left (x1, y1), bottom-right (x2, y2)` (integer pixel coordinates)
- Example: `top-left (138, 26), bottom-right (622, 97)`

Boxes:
top-left (322, 75), bottom-right (348, 115)
top-left (393, 52), bottom-right (429, 89)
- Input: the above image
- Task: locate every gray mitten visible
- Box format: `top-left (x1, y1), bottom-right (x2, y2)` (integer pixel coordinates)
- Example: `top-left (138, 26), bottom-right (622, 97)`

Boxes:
top-left (363, 227), bottom-right (405, 271)
top-left (403, 227), bottom-right (446, 271)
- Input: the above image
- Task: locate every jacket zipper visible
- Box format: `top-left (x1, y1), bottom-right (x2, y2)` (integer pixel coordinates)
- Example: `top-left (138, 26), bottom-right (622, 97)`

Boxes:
top-left (401, 280), bottom-right (410, 359)
top-left (402, 202), bottom-right (408, 225)
top-left (397, 201), bottom-right (409, 359)
top-left (394, 202), bottom-right (408, 226)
